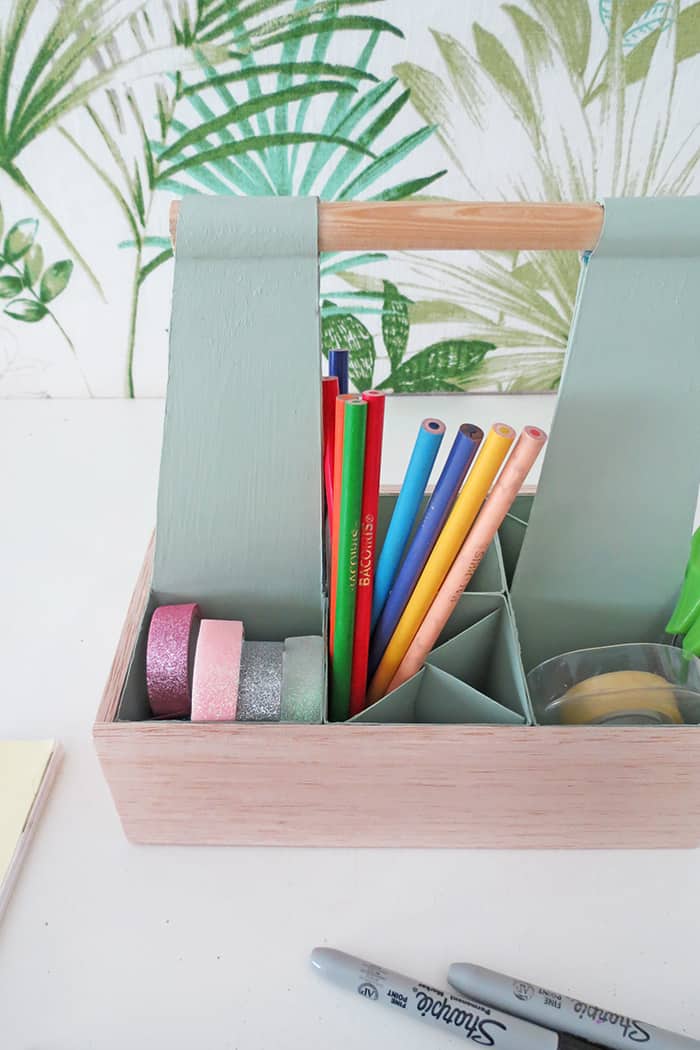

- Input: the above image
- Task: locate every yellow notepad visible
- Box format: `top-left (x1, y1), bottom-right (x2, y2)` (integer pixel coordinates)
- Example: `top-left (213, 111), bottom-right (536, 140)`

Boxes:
top-left (0, 740), bottom-right (59, 919)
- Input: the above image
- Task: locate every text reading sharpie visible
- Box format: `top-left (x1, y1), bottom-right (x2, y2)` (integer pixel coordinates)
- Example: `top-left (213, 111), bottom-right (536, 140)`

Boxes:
top-left (448, 963), bottom-right (699, 1050)
top-left (311, 948), bottom-right (593, 1048)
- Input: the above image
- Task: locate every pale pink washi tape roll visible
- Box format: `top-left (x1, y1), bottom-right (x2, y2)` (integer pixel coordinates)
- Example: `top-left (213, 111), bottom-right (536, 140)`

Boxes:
top-left (191, 619), bottom-right (244, 722)
top-left (146, 602), bottom-right (200, 718)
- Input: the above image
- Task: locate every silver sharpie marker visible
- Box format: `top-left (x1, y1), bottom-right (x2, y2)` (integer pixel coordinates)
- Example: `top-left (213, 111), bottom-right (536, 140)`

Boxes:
top-left (448, 963), bottom-right (699, 1050)
top-left (312, 948), bottom-right (593, 1049)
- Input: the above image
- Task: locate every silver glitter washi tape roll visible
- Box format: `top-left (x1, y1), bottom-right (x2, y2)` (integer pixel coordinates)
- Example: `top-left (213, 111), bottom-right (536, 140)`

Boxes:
top-left (280, 636), bottom-right (325, 723)
top-left (146, 603), bottom-right (200, 718)
top-left (236, 641), bottom-right (284, 721)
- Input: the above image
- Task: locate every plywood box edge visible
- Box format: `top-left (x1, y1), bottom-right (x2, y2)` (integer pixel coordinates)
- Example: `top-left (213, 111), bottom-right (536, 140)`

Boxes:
top-left (92, 714), bottom-right (700, 848)
top-left (95, 534), bottom-right (154, 727)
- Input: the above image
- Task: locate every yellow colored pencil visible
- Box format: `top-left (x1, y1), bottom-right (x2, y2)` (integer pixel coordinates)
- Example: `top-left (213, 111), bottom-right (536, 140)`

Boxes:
top-left (366, 423), bottom-right (515, 703)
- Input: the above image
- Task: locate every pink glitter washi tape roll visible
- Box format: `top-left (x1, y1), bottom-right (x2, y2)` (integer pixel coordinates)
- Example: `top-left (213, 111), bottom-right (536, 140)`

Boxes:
top-left (191, 619), bottom-right (244, 722)
top-left (146, 602), bottom-right (200, 718)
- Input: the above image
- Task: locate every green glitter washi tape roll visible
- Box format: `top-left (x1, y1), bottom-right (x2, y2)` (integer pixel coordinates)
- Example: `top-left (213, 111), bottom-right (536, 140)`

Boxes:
top-left (280, 636), bottom-right (325, 723)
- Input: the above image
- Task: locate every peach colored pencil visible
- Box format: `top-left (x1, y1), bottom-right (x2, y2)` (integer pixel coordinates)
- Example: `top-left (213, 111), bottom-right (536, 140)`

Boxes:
top-left (387, 426), bottom-right (547, 692)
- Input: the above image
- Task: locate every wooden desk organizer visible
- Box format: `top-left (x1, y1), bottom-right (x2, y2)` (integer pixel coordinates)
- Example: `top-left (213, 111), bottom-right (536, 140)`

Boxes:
top-left (94, 197), bottom-right (700, 849)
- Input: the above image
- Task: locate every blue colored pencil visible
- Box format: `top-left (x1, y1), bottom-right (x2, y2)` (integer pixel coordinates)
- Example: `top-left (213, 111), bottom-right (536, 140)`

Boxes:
top-left (368, 423), bottom-right (484, 676)
top-left (371, 418), bottom-right (446, 630)
top-left (328, 348), bottom-right (349, 395)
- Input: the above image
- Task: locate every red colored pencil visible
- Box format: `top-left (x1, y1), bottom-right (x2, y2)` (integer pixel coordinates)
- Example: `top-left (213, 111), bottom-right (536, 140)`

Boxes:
top-left (349, 390), bottom-right (385, 714)
top-left (329, 394), bottom-right (355, 658)
top-left (322, 376), bottom-right (339, 517)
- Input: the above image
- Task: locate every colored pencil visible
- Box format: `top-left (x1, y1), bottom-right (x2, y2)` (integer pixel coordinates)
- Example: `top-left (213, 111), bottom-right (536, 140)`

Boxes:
top-left (349, 391), bottom-right (386, 715)
top-left (388, 426), bottom-right (547, 692)
top-left (331, 398), bottom-right (367, 720)
top-left (322, 376), bottom-right (339, 518)
top-left (368, 424), bottom-right (483, 678)
top-left (328, 348), bottom-right (349, 394)
top-left (367, 423), bottom-right (515, 703)
top-left (329, 394), bottom-right (356, 658)
top-left (371, 418), bottom-right (446, 629)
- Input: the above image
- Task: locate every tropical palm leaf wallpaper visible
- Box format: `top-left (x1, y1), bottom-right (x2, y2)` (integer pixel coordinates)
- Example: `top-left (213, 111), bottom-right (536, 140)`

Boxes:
top-left (1, 0), bottom-right (698, 396)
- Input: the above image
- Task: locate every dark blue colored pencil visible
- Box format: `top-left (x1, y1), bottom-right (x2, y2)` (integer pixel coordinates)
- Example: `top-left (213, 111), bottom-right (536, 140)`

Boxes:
top-left (368, 424), bottom-right (484, 677)
top-left (329, 348), bottom-right (349, 395)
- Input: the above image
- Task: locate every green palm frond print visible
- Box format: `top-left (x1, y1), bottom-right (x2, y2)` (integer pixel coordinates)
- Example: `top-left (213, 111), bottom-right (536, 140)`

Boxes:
top-left (383, 0), bottom-right (700, 392)
top-left (0, 0), bottom-right (698, 396)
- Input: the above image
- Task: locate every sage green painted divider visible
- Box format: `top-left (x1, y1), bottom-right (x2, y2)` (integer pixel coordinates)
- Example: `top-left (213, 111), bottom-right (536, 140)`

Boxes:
top-left (152, 196), bottom-right (323, 639)
top-left (350, 664), bottom-right (524, 724)
top-left (434, 592), bottom-right (504, 647)
top-left (511, 197), bottom-right (700, 671)
top-left (427, 604), bottom-right (530, 719)
top-left (499, 495), bottom-right (533, 587)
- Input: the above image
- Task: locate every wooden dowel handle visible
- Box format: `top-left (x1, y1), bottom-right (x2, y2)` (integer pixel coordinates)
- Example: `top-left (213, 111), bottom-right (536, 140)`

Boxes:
top-left (169, 199), bottom-right (603, 252)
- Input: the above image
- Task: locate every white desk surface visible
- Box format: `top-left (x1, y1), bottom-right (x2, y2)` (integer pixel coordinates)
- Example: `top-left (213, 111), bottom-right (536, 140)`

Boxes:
top-left (1, 399), bottom-right (699, 1049)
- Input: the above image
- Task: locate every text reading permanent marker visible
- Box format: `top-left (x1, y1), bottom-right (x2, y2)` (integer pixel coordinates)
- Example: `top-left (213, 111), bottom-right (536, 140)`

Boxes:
top-left (448, 963), bottom-right (700, 1050)
top-left (311, 947), bottom-right (596, 1049)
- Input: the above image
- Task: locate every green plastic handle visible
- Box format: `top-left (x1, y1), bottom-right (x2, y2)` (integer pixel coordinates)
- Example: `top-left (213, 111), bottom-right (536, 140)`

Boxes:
top-left (667, 528), bottom-right (700, 657)
top-left (683, 613), bottom-right (700, 660)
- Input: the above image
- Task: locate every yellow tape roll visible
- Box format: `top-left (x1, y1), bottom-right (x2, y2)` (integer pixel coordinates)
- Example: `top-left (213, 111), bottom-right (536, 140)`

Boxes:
top-left (559, 670), bottom-right (683, 725)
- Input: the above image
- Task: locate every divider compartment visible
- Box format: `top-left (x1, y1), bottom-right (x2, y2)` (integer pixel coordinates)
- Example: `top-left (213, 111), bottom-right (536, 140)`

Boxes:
top-left (351, 664), bottom-right (525, 724)
top-left (498, 493), bottom-right (534, 587)
top-left (353, 594), bottom-right (530, 725)
top-left (433, 593), bottom-right (505, 647)
top-left (427, 600), bottom-right (531, 720)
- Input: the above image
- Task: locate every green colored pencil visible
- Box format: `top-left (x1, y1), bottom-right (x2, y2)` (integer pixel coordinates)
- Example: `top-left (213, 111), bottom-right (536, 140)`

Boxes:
top-left (331, 397), bottom-right (367, 721)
